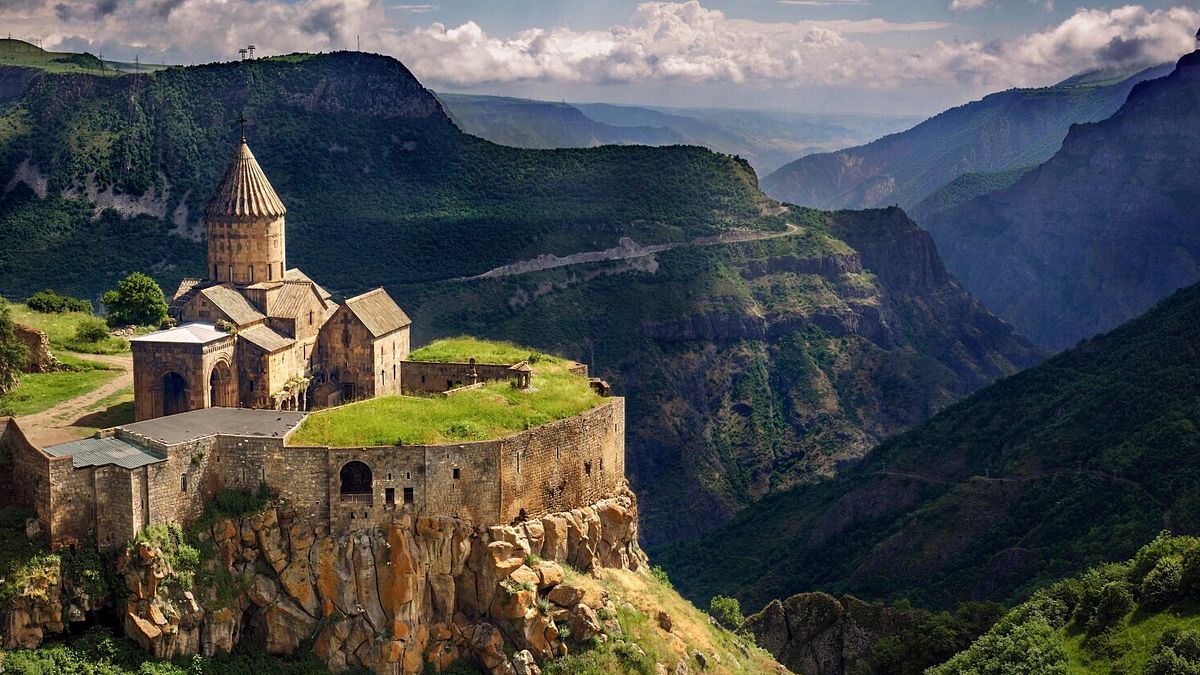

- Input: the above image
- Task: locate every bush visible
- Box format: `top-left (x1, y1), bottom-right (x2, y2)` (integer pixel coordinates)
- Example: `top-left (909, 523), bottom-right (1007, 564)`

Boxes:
top-left (1145, 628), bottom-right (1200, 675)
top-left (0, 298), bottom-right (29, 395)
top-left (75, 316), bottom-right (112, 343)
top-left (101, 272), bottom-right (168, 328)
top-left (929, 616), bottom-right (1069, 675)
top-left (1141, 556), bottom-right (1184, 608)
top-left (649, 565), bottom-right (673, 590)
top-left (709, 595), bottom-right (744, 629)
top-left (1087, 582), bottom-right (1134, 635)
top-left (27, 289), bottom-right (92, 313)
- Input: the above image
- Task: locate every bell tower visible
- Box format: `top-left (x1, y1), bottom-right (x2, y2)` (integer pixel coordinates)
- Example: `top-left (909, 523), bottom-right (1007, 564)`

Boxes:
top-left (205, 125), bottom-right (287, 286)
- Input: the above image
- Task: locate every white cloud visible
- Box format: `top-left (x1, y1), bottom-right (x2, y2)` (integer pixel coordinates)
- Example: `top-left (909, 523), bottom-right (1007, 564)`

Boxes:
top-left (2, 0), bottom-right (1197, 94)
top-left (949, 0), bottom-right (990, 10)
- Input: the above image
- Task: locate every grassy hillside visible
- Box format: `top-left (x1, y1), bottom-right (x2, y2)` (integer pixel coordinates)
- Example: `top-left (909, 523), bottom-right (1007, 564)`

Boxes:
top-left (761, 63), bottom-right (1172, 211)
top-left (922, 50), bottom-right (1200, 350)
top-left (656, 280), bottom-right (1200, 611)
top-left (932, 533), bottom-right (1200, 674)
top-left (908, 166), bottom-right (1031, 223)
top-left (0, 51), bottom-right (782, 302)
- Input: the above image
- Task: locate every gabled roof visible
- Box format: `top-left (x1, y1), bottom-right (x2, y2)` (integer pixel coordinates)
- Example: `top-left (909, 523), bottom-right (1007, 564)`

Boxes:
top-left (344, 288), bottom-right (411, 338)
top-left (131, 323), bottom-right (230, 345)
top-left (284, 268), bottom-right (332, 301)
top-left (199, 284), bottom-right (265, 325)
top-left (238, 324), bottom-right (295, 353)
top-left (205, 139), bottom-right (286, 220)
top-left (268, 281), bottom-right (326, 321)
top-left (173, 278), bottom-right (204, 301)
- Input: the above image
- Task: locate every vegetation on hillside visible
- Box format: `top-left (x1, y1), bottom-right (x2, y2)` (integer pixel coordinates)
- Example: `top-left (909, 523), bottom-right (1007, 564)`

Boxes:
top-left (0, 298), bottom-right (28, 395)
top-left (0, 51), bottom-right (783, 303)
top-left (931, 533), bottom-right (1200, 674)
top-left (101, 272), bottom-right (167, 328)
top-left (8, 302), bottom-right (129, 355)
top-left (656, 280), bottom-right (1200, 612)
top-left (291, 339), bottom-right (602, 446)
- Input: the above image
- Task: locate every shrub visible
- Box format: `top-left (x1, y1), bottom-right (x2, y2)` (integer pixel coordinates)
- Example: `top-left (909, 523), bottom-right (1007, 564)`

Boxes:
top-left (1087, 582), bottom-right (1134, 635)
top-left (649, 565), bottom-right (673, 590)
top-left (1141, 556), bottom-right (1184, 608)
top-left (27, 289), bottom-right (92, 313)
top-left (0, 298), bottom-right (29, 395)
top-left (929, 615), bottom-right (1069, 675)
top-left (101, 272), bottom-right (168, 327)
top-left (75, 316), bottom-right (112, 343)
top-left (1145, 628), bottom-right (1200, 675)
top-left (709, 595), bottom-right (744, 629)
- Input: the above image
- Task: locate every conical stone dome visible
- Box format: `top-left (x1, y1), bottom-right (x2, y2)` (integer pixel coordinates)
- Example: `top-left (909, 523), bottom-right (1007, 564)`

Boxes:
top-left (204, 139), bottom-right (287, 220)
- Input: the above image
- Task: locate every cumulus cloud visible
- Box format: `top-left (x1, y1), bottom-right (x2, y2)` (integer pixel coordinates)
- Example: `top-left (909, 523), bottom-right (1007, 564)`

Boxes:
top-left (1, 0), bottom-right (1197, 93)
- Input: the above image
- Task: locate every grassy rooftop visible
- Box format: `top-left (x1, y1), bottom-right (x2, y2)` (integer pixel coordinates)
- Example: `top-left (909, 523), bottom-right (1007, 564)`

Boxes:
top-left (288, 338), bottom-right (603, 447)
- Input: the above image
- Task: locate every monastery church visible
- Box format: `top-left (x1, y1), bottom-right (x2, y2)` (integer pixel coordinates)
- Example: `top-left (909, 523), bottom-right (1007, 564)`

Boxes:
top-left (131, 133), bottom-right (411, 421)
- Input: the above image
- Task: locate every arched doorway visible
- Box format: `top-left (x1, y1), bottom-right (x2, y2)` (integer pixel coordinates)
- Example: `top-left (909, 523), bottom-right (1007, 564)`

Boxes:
top-left (162, 372), bottom-right (188, 417)
top-left (209, 361), bottom-right (234, 408)
top-left (339, 461), bottom-right (373, 504)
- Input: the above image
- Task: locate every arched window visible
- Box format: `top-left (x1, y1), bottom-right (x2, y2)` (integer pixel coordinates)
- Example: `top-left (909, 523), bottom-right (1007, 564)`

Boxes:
top-left (339, 461), bottom-right (373, 498)
top-left (248, 265), bottom-right (254, 283)
top-left (180, 473), bottom-right (188, 492)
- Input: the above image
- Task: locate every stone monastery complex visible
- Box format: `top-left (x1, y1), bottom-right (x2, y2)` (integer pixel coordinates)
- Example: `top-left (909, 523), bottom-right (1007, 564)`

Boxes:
top-left (0, 135), bottom-right (626, 552)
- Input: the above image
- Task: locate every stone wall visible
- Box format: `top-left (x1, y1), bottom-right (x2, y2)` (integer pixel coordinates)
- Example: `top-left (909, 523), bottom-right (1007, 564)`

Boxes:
top-left (13, 324), bottom-right (61, 374)
top-left (498, 398), bottom-right (625, 523)
top-left (399, 361), bottom-right (517, 396)
top-left (132, 338), bottom-right (236, 421)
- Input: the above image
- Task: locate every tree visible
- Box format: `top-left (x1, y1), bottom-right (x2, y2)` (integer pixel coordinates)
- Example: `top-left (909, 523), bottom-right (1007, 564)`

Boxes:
top-left (709, 595), bottom-right (744, 629)
top-left (101, 273), bottom-right (168, 327)
top-left (0, 298), bottom-right (30, 396)
top-left (74, 317), bottom-right (110, 344)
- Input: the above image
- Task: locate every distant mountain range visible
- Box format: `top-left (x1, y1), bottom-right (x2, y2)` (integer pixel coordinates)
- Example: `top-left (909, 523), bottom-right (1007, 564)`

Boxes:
top-left (437, 93), bottom-right (918, 174)
top-left (761, 63), bottom-right (1173, 211)
top-left (658, 278), bottom-right (1200, 614)
top-left (923, 50), bottom-right (1200, 350)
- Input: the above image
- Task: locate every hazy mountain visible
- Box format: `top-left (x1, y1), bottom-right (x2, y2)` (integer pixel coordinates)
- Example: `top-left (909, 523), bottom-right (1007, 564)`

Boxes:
top-left (923, 50), bottom-right (1200, 350)
top-left (761, 63), bottom-right (1173, 211)
top-left (438, 94), bottom-right (918, 174)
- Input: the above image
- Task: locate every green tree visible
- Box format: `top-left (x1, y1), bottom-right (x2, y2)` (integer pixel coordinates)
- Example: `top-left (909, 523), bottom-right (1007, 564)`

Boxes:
top-left (709, 595), bottom-right (744, 629)
top-left (75, 317), bottom-right (111, 344)
top-left (101, 273), bottom-right (168, 328)
top-left (0, 298), bottom-right (29, 396)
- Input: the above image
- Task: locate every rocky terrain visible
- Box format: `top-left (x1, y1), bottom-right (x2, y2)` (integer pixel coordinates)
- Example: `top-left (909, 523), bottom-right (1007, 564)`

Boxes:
top-left (922, 50), bottom-right (1200, 350)
top-left (1, 488), bottom-right (785, 674)
top-left (761, 64), bottom-right (1171, 211)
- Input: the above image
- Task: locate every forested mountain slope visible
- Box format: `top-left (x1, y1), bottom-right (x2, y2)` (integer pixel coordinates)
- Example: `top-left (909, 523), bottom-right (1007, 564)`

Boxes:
top-left (0, 51), bottom-right (1038, 546)
top-left (923, 50), bottom-right (1200, 350)
top-left (658, 280), bottom-right (1200, 612)
top-left (761, 64), bottom-right (1170, 211)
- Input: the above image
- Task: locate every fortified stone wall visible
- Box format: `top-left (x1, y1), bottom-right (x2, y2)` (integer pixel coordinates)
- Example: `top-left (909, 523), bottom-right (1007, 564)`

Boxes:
top-left (498, 398), bottom-right (625, 522)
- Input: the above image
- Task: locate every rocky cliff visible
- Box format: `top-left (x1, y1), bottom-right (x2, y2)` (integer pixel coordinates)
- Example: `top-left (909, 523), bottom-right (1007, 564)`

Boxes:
top-left (1, 489), bottom-right (786, 674)
top-left (743, 593), bottom-right (923, 675)
top-left (922, 50), bottom-right (1200, 349)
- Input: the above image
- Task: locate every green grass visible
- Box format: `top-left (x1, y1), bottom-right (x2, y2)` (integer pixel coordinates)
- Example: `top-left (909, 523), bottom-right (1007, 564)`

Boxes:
top-left (407, 336), bottom-right (562, 365)
top-left (1061, 602), bottom-right (1200, 673)
top-left (7, 303), bottom-right (129, 355)
top-left (0, 355), bottom-right (121, 416)
top-left (0, 39), bottom-right (165, 75)
top-left (290, 340), bottom-right (602, 446)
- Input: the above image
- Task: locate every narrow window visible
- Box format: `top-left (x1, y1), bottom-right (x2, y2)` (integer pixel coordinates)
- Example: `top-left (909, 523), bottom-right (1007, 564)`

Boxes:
top-left (392, 364), bottom-right (397, 381)
top-left (387, 472), bottom-right (393, 480)
top-left (228, 265), bottom-right (234, 283)
top-left (452, 468), bottom-right (460, 480)
top-left (268, 264), bottom-right (273, 281)
top-left (181, 473), bottom-right (188, 492)
top-left (584, 462), bottom-right (592, 476)
top-left (213, 263), bottom-right (219, 279)
top-left (385, 487), bottom-right (395, 506)
top-left (405, 471), bottom-right (411, 480)
top-left (248, 265), bottom-right (254, 283)
top-left (403, 487), bottom-right (414, 504)
top-left (308, 310), bottom-right (314, 325)
top-left (516, 452), bottom-right (521, 475)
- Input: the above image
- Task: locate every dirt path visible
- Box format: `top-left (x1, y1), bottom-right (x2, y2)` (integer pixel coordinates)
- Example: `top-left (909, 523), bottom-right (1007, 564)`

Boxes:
top-left (461, 222), bottom-right (803, 281)
top-left (18, 351), bottom-right (133, 448)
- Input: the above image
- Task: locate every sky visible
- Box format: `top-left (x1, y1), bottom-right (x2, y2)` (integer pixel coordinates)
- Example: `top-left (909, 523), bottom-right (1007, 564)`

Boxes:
top-left (1, 0), bottom-right (1199, 115)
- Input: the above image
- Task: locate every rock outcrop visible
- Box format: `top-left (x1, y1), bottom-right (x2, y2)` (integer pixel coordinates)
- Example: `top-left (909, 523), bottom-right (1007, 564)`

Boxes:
top-left (117, 491), bottom-right (644, 673)
top-left (1, 554), bottom-right (102, 650)
top-left (13, 324), bottom-right (63, 374)
top-left (743, 592), bottom-right (924, 675)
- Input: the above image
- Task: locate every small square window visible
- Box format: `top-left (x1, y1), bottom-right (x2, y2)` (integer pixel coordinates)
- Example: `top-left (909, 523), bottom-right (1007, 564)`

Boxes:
top-left (404, 487), bottom-right (414, 504)
top-left (452, 468), bottom-right (461, 480)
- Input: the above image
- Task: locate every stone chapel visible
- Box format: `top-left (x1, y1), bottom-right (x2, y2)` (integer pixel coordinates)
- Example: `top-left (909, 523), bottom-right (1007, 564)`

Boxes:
top-left (130, 134), bottom-right (411, 421)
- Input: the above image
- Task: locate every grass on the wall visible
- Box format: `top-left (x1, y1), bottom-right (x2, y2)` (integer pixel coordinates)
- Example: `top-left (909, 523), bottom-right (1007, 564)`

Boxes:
top-left (290, 338), bottom-right (602, 447)
top-left (0, 355), bottom-right (122, 417)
